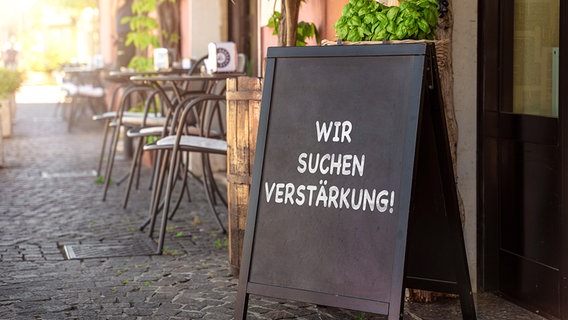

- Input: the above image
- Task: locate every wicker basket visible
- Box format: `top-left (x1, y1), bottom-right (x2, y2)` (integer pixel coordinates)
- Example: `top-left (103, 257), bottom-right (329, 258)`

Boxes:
top-left (321, 39), bottom-right (450, 75)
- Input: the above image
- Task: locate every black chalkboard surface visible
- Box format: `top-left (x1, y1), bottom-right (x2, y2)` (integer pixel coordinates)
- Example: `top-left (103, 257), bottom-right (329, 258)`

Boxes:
top-left (235, 43), bottom-right (475, 320)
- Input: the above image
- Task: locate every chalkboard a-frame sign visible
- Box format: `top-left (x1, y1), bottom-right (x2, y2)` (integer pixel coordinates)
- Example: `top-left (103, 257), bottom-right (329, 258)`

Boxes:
top-left (235, 43), bottom-right (476, 320)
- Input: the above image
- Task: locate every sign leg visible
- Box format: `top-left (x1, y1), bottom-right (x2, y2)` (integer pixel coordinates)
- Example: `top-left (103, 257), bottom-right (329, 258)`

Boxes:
top-left (234, 291), bottom-right (249, 320)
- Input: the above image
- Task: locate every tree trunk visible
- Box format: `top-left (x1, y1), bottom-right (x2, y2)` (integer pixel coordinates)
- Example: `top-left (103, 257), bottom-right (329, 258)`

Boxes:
top-left (278, 2), bottom-right (287, 46)
top-left (157, 1), bottom-right (181, 60)
top-left (279, 0), bottom-right (302, 47)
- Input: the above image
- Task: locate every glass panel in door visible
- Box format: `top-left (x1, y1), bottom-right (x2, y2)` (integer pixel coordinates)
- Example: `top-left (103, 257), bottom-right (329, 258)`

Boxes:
top-left (512, 0), bottom-right (559, 116)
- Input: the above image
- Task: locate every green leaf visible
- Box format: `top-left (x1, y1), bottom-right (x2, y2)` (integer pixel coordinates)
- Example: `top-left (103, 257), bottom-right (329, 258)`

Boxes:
top-left (336, 26), bottom-right (349, 39)
top-left (372, 21), bottom-right (381, 33)
top-left (335, 16), bottom-right (347, 28)
top-left (267, 11), bottom-right (281, 34)
top-left (376, 11), bottom-right (388, 24)
top-left (423, 9), bottom-right (438, 27)
top-left (347, 28), bottom-right (362, 41)
top-left (363, 13), bottom-right (375, 25)
top-left (386, 20), bottom-right (396, 33)
top-left (395, 25), bottom-right (408, 39)
top-left (407, 25), bottom-right (419, 38)
top-left (418, 18), bottom-right (431, 33)
top-left (342, 3), bottom-right (353, 15)
top-left (350, 15), bottom-right (361, 26)
top-left (372, 29), bottom-right (388, 41)
top-left (386, 6), bottom-right (400, 21)
top-left (357, 26), bottom-right (365, 38)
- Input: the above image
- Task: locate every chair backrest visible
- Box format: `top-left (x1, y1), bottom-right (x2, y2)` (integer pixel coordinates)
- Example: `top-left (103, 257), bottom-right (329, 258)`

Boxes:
top-left (183, 55), bottom-right (209, 94)
top-left (168, 94), bottom-right (226, 143)
top-left (169, 53), bottom-right (241, 139)
top-left (200, 96), bottom-right (226, 140)
top-left (187, 55), bottom-right (208, 75)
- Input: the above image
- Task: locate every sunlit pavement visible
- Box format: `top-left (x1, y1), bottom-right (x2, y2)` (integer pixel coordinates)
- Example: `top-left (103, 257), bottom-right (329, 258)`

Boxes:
top-left (0, 85), bottom-right (548, 319)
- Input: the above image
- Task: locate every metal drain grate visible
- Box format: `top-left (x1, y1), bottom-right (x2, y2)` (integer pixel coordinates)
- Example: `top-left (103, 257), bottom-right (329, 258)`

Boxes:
top-left (41, 170), bottom-right (97, 179)
top-left (63, 239), bottom-right (157, 260)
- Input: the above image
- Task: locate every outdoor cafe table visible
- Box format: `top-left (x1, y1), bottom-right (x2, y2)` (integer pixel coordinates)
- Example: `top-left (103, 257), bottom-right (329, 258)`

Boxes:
top-left (107, 69), bottom-right (188, 80)
top-left (105, 69), bottom-right (191, 98)
top-left (129, 73), bottom-right (245, 102)
top-left (102, 69), bottom-right (190, 114)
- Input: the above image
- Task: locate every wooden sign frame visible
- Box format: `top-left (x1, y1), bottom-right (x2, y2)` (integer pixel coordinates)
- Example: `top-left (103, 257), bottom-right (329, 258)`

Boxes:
top-left (235, 43), bottom-right (476, 320)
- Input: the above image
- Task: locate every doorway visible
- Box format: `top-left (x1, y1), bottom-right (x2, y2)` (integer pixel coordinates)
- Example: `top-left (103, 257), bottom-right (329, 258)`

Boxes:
top-left (479, 0), bottom-right (567, 318)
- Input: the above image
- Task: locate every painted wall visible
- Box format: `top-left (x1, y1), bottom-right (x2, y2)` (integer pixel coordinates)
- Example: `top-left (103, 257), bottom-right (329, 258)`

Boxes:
top-left (452, 0), bottom-right (478, 291)
top-left (183, 0), bottom-right (228, 60)
top-left (98, 0), bottom-right (118, 67)
top-left (259, 0), bottom-right (346, 44)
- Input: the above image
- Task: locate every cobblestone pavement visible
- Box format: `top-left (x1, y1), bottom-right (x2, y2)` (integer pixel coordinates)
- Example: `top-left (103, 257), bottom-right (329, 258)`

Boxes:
top-left (0, 89), bottom-right (548, 320)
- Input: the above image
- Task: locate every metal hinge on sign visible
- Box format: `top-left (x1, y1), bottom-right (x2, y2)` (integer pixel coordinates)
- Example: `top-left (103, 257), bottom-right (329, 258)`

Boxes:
top-left (426, 44), bottom-right (436, 91)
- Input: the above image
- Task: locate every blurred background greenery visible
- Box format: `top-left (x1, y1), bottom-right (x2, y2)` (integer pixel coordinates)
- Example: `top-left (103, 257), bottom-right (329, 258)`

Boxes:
top-left (0, 0), bottom-right (97, 82)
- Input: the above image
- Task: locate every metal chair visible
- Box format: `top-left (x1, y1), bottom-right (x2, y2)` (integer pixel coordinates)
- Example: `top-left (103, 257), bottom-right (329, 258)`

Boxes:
top-left (121, 56), bottom-right (211, 208)
top-left (98, 83), bottom-right (169, 201)
top-left (59, 67), bottom-right (107, 132)
top-left (144, 89), bottom-right (228, 254)
top-left (95, 56), bottom-right (209, 201)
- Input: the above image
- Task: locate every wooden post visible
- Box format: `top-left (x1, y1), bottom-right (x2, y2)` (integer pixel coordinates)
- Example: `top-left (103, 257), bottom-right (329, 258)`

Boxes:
top-left (226, 76), bottom-right (263, 276)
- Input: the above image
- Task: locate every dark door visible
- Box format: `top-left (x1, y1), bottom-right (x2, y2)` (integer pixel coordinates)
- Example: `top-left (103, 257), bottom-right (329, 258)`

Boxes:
top-left (479, 0), bottom-right (566, 319)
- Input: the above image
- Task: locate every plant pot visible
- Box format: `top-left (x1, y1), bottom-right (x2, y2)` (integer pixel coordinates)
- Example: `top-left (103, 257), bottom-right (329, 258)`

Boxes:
top-left (0, 97), bottom-right (12, 138)
top-left (0, 115), bottom-right (3, 167)
top-left (141, 149), bottom-right (154, 168)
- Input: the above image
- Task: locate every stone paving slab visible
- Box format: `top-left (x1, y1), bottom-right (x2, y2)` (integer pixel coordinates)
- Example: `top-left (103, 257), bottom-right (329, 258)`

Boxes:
top-left (0, 91), bottom-right (549, 319)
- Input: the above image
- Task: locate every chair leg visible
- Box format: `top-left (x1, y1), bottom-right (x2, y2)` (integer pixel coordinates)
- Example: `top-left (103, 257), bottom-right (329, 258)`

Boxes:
top-left (102, 85), bottom-right (144, 201)
top-left (123, 136), bottom-right (145, 208)
top-left (148, 147), bottom-right (160, 191)
top-left (205, 154), bottom-right (227, 207)
top-left (134, 142), bottom-right (144, 190)
top-left (168, 152), bottom-right (192, 221)
top-left (67, 96), bottom-right (79, 132)
top-left (156, 148), bottom-right (182, 254)
top-left (96, 120), bottom-right (111, 177)
top-left (145, 149), bottom-right (169, 235)
top-left (200, 153), bottom-right (227, 234)
top-left (96, 85), bottom-right (123, 177)
top-left (101, 122), bottom-right (121, 201)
